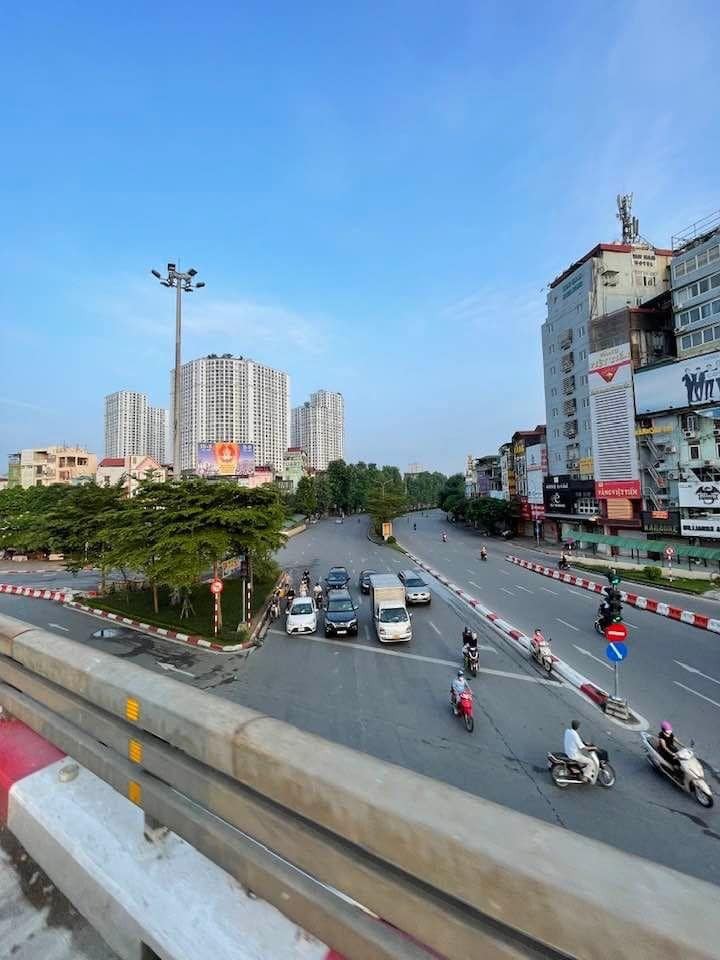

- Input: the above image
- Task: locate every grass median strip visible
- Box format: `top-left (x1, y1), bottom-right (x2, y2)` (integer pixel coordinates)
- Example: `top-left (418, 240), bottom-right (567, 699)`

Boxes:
top-left (81, 568), bottom-right (278, 646)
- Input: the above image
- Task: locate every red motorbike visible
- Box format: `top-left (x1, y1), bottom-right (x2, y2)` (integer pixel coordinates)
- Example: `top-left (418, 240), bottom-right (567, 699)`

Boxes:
top-left (451, 688), bottom-right (474, 732)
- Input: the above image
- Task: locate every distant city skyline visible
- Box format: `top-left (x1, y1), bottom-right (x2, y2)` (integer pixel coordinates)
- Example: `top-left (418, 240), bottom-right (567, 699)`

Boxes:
top-left (1, 2), bottom-right (718, 473)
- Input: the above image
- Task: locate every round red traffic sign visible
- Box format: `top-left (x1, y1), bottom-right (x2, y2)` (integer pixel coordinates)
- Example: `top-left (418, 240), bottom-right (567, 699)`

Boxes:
top-left (665, 547), bottom-right (675, 559)
top-left (604, 623), bottom-right (627, 643)
top-left (210, 579), bottom-right (224, 595)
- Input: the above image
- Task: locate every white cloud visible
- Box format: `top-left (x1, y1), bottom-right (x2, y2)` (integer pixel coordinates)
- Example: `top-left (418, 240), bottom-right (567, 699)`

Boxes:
top-left (87, 278), bottom-right (329, 358)
top-left (441, 285), bottom-right (545, 332)
top-left (0, 396), bottom-right (50, 413)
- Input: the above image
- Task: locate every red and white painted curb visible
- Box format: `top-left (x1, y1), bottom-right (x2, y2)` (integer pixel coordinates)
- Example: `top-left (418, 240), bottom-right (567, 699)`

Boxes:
top-left (63, 600), bottom-right (257, 652)
top-left (0, 583), bottom-right (256, 653)
top-left (403, 551), bottom-right (610, 710)
top-left (0, 583), bottom-right (74, 602)
top-left (0, 716), bottom-right (343, 959)
top-left (505, 557), bottom-right (720, 634)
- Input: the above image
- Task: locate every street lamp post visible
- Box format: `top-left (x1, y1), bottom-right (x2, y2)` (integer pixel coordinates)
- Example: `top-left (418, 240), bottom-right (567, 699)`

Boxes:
top-left (151, 263), bottom-right (205, 477)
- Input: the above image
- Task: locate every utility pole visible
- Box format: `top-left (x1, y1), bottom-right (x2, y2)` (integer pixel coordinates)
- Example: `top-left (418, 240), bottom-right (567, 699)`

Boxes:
top-left (150, 263), bottom-right (205, 476)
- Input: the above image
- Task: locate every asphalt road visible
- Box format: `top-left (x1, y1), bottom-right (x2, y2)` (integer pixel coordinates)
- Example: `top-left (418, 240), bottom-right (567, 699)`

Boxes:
top-left (1, 520), bottom-right (718, 887)
top-left (396, 511), bottom-right (720, 776)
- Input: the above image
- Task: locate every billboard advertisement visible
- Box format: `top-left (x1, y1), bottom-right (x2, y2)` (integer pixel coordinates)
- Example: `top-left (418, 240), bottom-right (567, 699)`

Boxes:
top-left (681, 516), bottom-right (720, 539)
top-left (525, 443), bottom-right (547, 505)
top-left (678, 481), bottom-right (720, 508)
top-left (196, 442), bottom-right (255, 477)
top-left (589, 343), bottom-right (640, 493)
top-left (634, 351), bottom-right (720, 415)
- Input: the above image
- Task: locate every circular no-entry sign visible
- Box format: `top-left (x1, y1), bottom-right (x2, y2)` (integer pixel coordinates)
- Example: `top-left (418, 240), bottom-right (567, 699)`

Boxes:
top-left (665, 547), bottom-right (675, 559)
top-left (210, 579), bottom-right (224, 595)
top-left (604, 622), bottom-right (628, 643)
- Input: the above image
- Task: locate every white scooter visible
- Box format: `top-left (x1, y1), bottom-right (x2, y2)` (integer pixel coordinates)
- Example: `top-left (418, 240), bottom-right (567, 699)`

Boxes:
top-left (641, 733), bottom-right (713, 808)
top-left (530, 637), bottom-right (554, 675)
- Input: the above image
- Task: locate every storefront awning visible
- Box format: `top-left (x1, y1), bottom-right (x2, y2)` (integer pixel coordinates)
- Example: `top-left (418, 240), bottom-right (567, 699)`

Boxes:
top-left (568, 531), bottom-right (720, 561)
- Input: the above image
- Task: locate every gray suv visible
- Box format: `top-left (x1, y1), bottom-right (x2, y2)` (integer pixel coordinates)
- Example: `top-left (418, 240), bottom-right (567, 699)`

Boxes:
top-left (398, 569), bottom-right (431, 604)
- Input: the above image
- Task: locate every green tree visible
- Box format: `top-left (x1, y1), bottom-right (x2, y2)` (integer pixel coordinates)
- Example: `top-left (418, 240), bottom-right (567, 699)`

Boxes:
top-left (366, 479), bottom-right (408, 533)
top-left (327, 459), bottom-right (351, 513)
top-left (294, 475), bottom-right (317, 517)
top-left (466, 497), bottom-right (513, 533)
top-left (438, 474), bottom-right (466, 515)
top-left (315, 474), bottom-right (331, 515)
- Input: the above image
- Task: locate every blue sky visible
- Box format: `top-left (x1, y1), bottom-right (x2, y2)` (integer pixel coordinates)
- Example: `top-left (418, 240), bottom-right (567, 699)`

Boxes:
top-left (1, 0), bottom-right (718, 475)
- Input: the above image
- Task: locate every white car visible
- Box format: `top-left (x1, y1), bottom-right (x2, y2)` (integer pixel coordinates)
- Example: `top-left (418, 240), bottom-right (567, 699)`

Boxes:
top-left (286, 597), bottom-right (317, 635)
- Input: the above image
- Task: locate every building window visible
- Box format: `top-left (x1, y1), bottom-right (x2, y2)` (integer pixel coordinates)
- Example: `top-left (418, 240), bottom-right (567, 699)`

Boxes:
top-left (550, 365), bottom-right (556, 375)
top-left (579, 349), bottom-right (587, 360)
top-left (577, 325), bottom-right (585, 337)
top-left (689, 444), bottom-right (700, 460)
top-left (581, 374), bottom-right (588, 385)
top-left (581, 397), bottom-right (590, 407)
top-left (550, 387), bottom-right (557, 397)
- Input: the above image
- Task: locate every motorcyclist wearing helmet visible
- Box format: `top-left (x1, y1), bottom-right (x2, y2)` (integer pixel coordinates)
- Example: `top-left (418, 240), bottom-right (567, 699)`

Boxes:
top-left (658, 721), bottom-right (680, 770)
top-left (450, 670), bottom-right (469, 714)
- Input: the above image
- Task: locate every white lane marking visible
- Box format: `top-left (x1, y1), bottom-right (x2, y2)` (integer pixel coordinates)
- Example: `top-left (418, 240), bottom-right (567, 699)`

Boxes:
top-left (625, 622), bottom-right (640, 629)
top-left (568, 589), bottom-right (594, 601)
top-left (500, 587), bottom-right (515, 597)
top-left (468, 581), bottom-right (483, 590)
top-left (158, 662), bottom-right (196, 678)
top-left (499, 570), bottom-right (512, 577)
top-left (466, 568), bottom-right (475, 575)
top-left (428, 621), bottom-right (441, 636)
top-left (572, 644), bottom-right (613, 672)
top-left (540, 587), bottom-right (558, 596)
top-left (674, 681), bottom-right (720, 710)
top-left (47, 622), bottom-right (69, 632)
top-left (556, 618), bottom-right (579, 632)
top-left (284, 635), bottom-right (552, 682)
top-left (363, 625), bottom-right (371, 643)
top-left (674, 660), bottom-right (720, 687)
top-left (514, 584), bottom-right (533, 594)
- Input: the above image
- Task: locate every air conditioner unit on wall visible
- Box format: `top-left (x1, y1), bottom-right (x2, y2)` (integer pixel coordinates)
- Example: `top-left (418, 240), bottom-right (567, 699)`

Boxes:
top-left (683, 430), bottom-right (695, 438)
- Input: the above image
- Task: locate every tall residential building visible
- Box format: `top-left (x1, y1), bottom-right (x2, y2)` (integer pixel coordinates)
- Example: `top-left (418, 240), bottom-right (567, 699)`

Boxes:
top-left (177, 354), bottom-right (290, 474)
top-left (542, 200), bottom-right (672, 480)
top-left (104, 391), bottom-right (168, 463)
top-left (146, 406), bottom-right (168, 465)
top-left (7, 446), bottom-right (98, 488)
top-left (291, 390), bottom-right (344, 472)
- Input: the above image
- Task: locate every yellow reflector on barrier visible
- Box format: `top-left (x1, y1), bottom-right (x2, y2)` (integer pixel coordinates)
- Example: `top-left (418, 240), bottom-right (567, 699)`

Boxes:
top-left (128, 780), bottom-right (142, 806)
top-left (125, 697), bottom-right (140, 722)
top-left (128, 739), bottom-right (143, 764)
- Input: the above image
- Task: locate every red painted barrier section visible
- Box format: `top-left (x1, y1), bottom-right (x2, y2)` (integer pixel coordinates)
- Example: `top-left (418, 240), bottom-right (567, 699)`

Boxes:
top-left (0, 717), bottom-right (63, 823)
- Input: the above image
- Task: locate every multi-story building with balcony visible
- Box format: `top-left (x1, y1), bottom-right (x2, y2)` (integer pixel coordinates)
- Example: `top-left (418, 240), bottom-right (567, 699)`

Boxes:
top-left (291, 390), bottom-right (344, 472)
top-left (7, 446), bottom-right (98, 488)
top-left (177, 354), bottom-right (290, 475)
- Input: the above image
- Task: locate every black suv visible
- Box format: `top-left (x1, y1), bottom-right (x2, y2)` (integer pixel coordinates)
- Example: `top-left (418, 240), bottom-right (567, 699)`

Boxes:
top-left (324, 588), bottom-right (358, 637)
top-left (325, 566), bottom-right (350, 589)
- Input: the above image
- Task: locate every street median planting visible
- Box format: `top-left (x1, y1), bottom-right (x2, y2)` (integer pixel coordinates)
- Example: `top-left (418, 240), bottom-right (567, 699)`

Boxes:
top-left (82, 565), bottom-right (279, 646)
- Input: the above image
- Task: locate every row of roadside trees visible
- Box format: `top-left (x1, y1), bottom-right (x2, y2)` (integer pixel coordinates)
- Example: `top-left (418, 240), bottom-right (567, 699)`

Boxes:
top-left (292, 461), bottom-right (447, 533)
top-left (0, 480), bottom-right (286, 614)
top-left (438, 473), bottom-right (514, 534)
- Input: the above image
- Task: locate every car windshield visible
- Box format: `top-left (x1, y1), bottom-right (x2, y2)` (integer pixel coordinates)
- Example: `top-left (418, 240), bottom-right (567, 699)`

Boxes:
top-left (328, 599), bottom-right (354, 612)
top-left (291, 602), bottom-right (313, 615)
top-left (328, 573), bottom-right (344, 581)
top-left (379, 607), bottom-right (409, 623)
top-left (362, 571), bottom-right (376, 579)
top-left (405, 578), bottom-right (425, 587)
top-left (330, 567), bottom-right (347, 574)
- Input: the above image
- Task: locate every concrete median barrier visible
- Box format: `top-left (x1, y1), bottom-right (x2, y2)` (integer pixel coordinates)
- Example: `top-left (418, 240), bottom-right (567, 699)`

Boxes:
top-left (1, 611), bottom-right (719, 958)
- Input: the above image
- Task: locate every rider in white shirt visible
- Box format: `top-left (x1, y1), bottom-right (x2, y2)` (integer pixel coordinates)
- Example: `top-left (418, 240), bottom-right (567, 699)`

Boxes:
top-left (564, 719), bottom-right (594, 780)
top-left (451, 670), bottom-right (469, 714)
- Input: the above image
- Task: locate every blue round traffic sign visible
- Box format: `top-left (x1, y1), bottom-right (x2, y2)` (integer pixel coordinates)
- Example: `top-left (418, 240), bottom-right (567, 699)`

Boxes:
top-left (606, 641), bottom-right (628, 662)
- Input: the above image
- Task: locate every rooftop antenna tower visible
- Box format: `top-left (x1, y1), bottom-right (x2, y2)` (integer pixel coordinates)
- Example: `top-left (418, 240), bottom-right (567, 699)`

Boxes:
top-left (616, 193), bottom-right (639, 243)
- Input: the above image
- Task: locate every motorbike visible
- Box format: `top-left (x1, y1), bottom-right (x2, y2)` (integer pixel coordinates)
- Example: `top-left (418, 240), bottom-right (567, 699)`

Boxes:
top-left (442, 533), bottom-right (447, 543)
top-left (480, 550), bottom-right (487, 562)
top-left (451, 688), bottom-right (474, 732)
top-left (548, 745), bottom-right (615, 789)
top-left (531, 639), bottom-right (553, 675)
top-left (594, 614), bottom-right (611, 635)
top-left (558, 558), bottom-right (569, 571)
top-left (464, 645), bottom-right (479, 677)
top-left (641, 733), bottom-right (713, 807)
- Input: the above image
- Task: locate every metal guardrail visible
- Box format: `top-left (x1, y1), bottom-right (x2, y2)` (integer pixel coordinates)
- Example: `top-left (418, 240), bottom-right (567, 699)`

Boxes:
top-left (1, 612), bottom-right (720, 960)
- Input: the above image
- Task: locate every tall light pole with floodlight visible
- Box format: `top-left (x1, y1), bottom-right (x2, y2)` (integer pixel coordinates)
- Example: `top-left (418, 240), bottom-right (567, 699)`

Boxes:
top-left (150, 263), bottom-right (205, 477)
